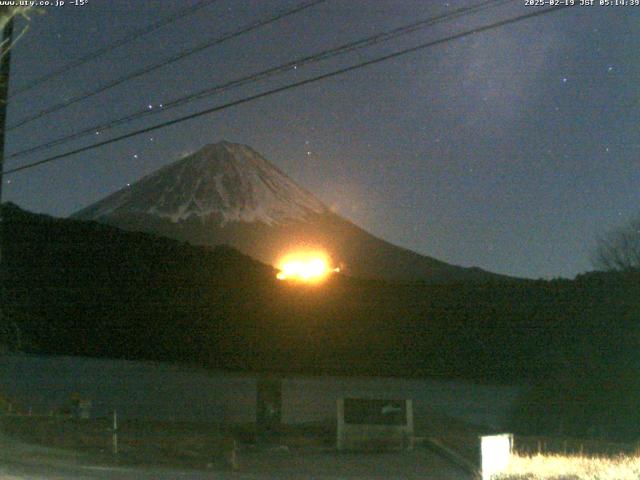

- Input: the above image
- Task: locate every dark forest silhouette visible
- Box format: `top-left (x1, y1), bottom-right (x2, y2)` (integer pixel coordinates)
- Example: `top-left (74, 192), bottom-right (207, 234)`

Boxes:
top-left (2, 203), bottom-right (639, 440)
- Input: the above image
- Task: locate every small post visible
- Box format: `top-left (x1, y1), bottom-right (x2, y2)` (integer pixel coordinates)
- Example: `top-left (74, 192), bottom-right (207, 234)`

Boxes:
top-left (336, 399), bottom-right (345, 450)
top-left (229, 439), bottom-right (238, 470)
top-left (112, 409), bottom-right (118, 455)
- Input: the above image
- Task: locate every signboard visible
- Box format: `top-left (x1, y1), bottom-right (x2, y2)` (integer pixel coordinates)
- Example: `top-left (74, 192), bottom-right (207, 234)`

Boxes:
top-left (343, 398), bottom-right (407, 425)
top-left (480, 434), bottom-right (513, 480)
top-left (337, 398), bottom-right (413, 451)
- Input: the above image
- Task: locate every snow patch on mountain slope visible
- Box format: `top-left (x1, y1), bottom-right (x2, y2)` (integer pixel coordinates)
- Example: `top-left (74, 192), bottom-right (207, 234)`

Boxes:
top-left (75, 142), bottom-right (328, 226)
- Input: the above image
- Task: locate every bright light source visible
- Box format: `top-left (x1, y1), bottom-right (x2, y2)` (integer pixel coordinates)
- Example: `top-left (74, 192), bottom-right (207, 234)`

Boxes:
top-left (276, 250), bottom-right (339, 283)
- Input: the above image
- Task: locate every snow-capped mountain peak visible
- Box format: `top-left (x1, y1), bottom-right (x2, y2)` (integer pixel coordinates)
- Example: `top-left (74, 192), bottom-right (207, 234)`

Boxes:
top-left (72, 141), bottom-right (507, 282)
top-left (74, 141), bottom-right (328, 226)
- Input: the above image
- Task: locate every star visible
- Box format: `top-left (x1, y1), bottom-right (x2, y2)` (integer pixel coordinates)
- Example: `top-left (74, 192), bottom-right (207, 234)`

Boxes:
top-left (133, 154), bottom-right (138, 159)
top-left (562, 77), bottom-right (568, 83)
top-left (607, 66), bottom-right (614, 72)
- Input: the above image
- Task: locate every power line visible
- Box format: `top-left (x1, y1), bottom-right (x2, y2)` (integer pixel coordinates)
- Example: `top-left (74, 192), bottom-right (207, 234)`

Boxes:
top-left (8, 0), bottom-right (513, 160)
top-left (7, 0), bottom-right (327, 131)
top-left (10, 0), bottom-right (221, 97)
top-left (4, 5), bottom-right (572, 177)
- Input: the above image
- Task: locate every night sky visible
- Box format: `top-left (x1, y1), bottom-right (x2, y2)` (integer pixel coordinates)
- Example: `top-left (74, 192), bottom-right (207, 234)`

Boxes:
top-left (3, 0), bottom-right (638, 279)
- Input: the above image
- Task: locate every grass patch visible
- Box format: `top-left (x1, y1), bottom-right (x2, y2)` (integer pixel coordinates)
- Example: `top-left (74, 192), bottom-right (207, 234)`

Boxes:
top-left (514, 436), bottom-right (639, 457)
top-left (0, 415), bottom-right (340, 470)
top-left (496, 453), bottom-right (640, 480)
top-left (0, 416), bottom-right (236, 469)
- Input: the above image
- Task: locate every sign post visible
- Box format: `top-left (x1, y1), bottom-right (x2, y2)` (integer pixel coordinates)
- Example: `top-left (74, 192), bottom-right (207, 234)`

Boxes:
top-left (256, 376), bottom-right (282, 443)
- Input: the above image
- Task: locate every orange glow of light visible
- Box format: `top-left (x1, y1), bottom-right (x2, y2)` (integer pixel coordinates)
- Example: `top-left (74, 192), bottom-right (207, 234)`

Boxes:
top-left (276, 250), bottom-right (340, 283)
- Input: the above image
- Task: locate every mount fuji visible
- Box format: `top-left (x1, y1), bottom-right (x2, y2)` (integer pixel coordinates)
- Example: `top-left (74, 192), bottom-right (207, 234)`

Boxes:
top-left (73, 141), bottom-right (505, 283)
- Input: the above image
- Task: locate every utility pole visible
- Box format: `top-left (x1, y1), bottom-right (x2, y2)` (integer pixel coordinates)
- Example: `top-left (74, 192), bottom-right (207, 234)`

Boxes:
top-left (0, 17), bottom-right (15, 351)
top-left (0, 15), bottom-right (14, 224)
